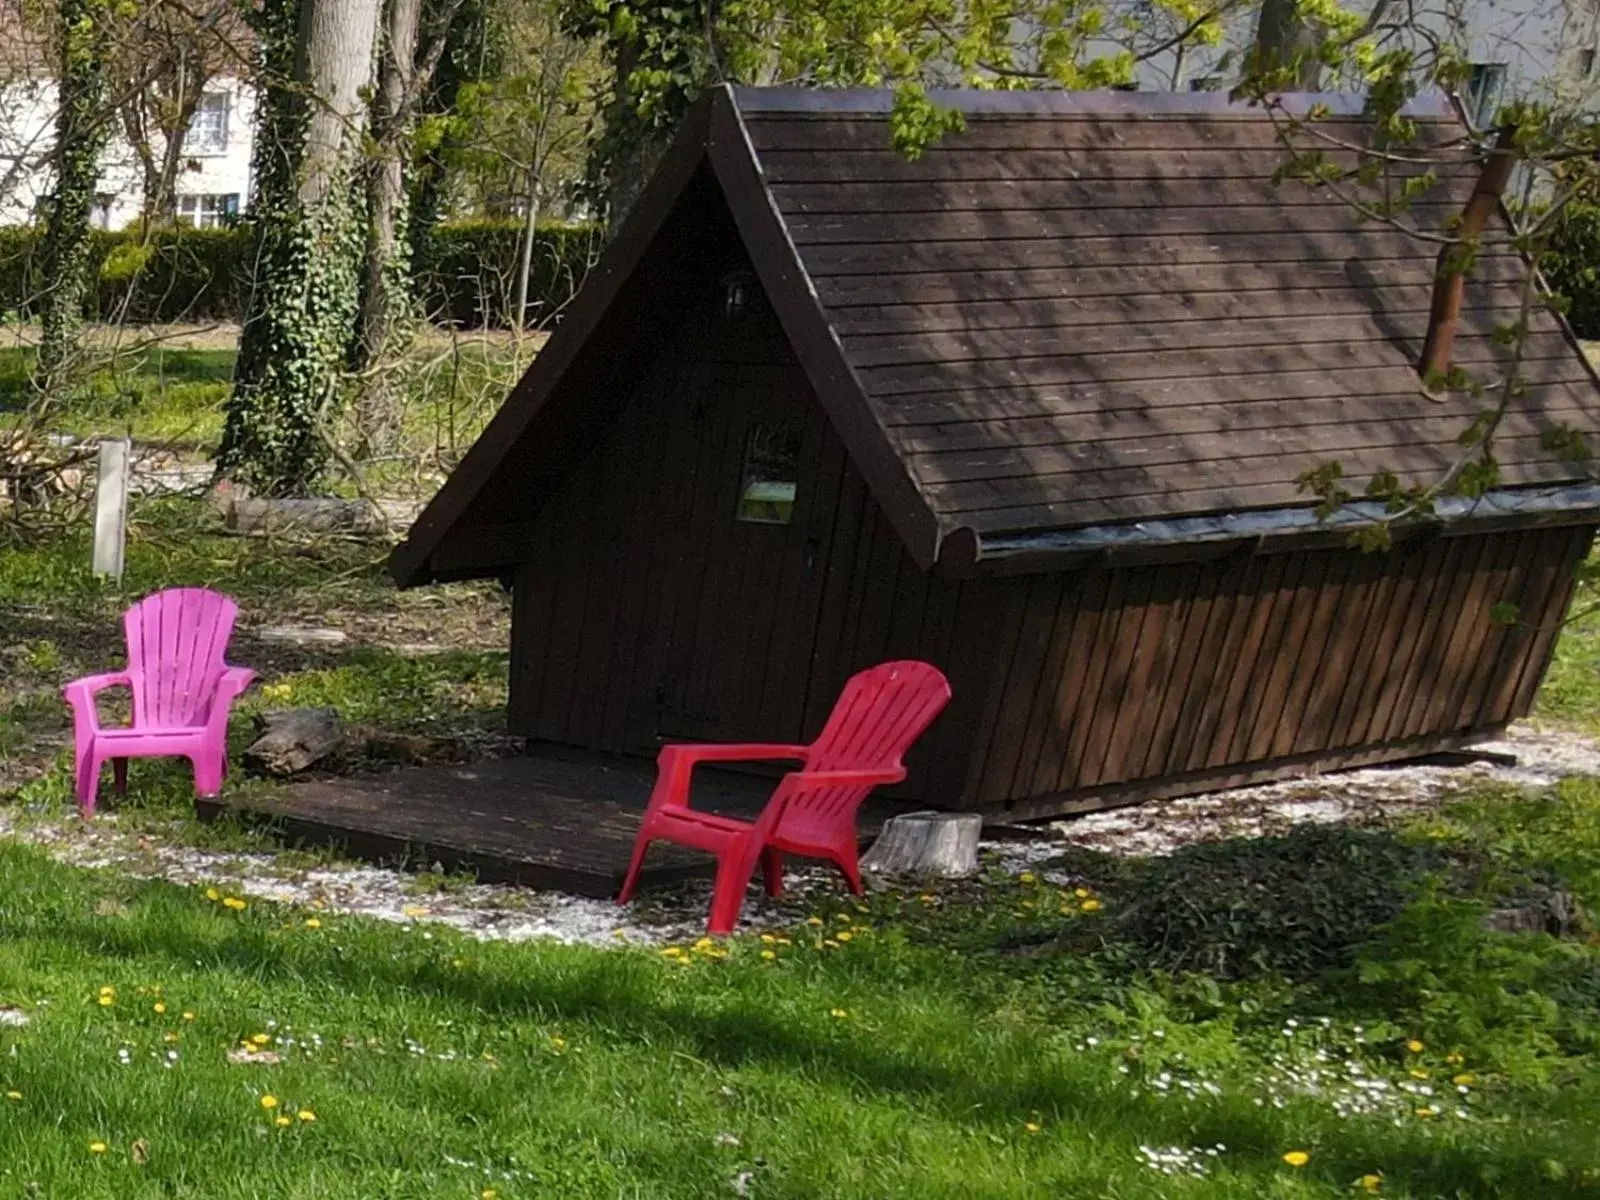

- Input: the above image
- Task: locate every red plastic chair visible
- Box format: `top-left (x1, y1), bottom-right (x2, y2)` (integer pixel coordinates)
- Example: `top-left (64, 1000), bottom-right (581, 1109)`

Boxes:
top-left (618, 660), bottom-right (951, 934)
top-left (63, 587), bottom-right (255, 818)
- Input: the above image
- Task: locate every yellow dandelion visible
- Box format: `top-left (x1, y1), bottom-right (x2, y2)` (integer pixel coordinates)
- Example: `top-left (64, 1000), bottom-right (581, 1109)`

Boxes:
top-left (1282, 1151), bottom-right (1310, 1168)
top-left (275, 1116), bottom-right (292, 1128)
top-left (760, 950), bottom-right (776, 961)
top-left (1445, 1052), bottom-right (1464, 1065)
top-left (759, 934), bottom-right (776, 944)
top-left (5, 1091), bottom-right (19, 1101)
top-left (823, 939), bottom-right (840, 949)
top-left (153, 1002), bottom-right (166, 1015)
top-left (97, 994), bottom-right (114, 1007)
top-left (660, 946), bottom-right (683, 958)
top-left (807, 917), bottom-right (823, 926)
top-left (88, 1141), bottom-right (107, 1154)
top-left (204, 887), bottom-right (220, 902)
top-left (1360, 1174), bottom-right (1383, 1193)
top-left (775, 936), bottom-right (791, 945)
top-left (1074, 887), bottom-right (1090, 899)
top-left (304, 918), bottom-right (321, 929)
top-left (260, 1095), bottom-right (279, 1110)
top-left (1019, 872), bottom-right (1036, 884)
top-left (181, 1011), bottom-right (195, 1021)
top-left (1415, 1106), bottom-right (1436, 1118)
top-left (693, 937), bottom-right (715, 952)
top-left (297, 1110), bottom-right (316, 1122)
top-left (402, 904), bottom-right (427, 918)
top-left (836, 913), bottom-right (850, 922)
top-left (483, 1191), bottom-right (498, 1200)
top-left (1081, 899), bottom-right (1103, 912)
top-left (1409, 1068), bottom-right (1429, 1079)
top-left (829, 1008), bottom-right (848, 1019)
top-left (1406, 1039), bottom-right (1424, 1053)
top-left (611, 929), bottom-right (626, 939)
top-left (163, 1033), bottom-right (179, 1044)
top-left (222, 897), bottom-right (246, 911)
top-left (99, 985), bottom-right (115, 997)
top-left (836, 931), bottom-right (853, 942)
top-left (551, 1037), bottom-right (566, 1051)
top-left (250, 1033), bottom-right (271, 1046)
top-left (1452, 1073), bottom-right (1476, 1086)
top-left (919, 893), bottom-right (934, 903)
top-left (1024, 1121), bottom-right (1041, 1134)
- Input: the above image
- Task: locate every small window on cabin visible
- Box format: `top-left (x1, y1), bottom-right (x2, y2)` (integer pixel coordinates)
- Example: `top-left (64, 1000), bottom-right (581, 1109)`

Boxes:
top-left (1581, 48), bottom-right (1597, 78)
top-left (721, 268), bottom-right (758, 320)
top-left (1466, 62), bottom-right (1507, 127)
top-left (735, 425), bottom-right (800, 525)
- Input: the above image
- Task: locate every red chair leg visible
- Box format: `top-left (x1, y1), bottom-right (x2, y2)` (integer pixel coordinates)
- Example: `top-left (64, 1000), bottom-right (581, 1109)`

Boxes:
top-left (617, 832), bottom-right (653, 904)
top-left (707, 842), bottom-right (760, 935)
top-left (112, 758), bottom-right (127, 797)
top-left (836, 845), bottom-right (864, 896)
top-left (760, 846), bottom-right (784, 898)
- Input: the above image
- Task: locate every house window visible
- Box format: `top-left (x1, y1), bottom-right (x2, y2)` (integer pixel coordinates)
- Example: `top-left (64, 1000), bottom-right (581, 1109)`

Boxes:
top-left (735, 425), bottom-right (800, 525)
top-left (91, 192), bottom-right (116, 229)
top-left (184, 91), bottom-right (230, 155)
top-left (175, 192), bottom-right (239, 228)
top-left (1581, 48), bottom-right (1596, 77)
top-left (1466, 63), bottom-right (1507, 126)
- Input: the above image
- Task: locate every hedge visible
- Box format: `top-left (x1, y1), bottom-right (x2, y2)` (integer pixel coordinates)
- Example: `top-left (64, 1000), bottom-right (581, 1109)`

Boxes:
top-left (0, 219), bottom-right (603, 329)
top-left (1542, 199), bottom-right (1600, 340)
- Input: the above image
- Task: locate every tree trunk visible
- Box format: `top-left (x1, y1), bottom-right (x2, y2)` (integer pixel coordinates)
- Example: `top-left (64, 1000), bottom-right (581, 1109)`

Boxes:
top-left (860, 812), bottom-right (983, 878)
top-left (36, 0), bottom-right (111, 396)
top-left (1249, 0), bottom-right (1325, 89)
top-left (351, 0), bottom-right (423, 453)
top-left (512, 160), bottom-right (540, 336)
top-left (219, 0), bottom-right (382, 495)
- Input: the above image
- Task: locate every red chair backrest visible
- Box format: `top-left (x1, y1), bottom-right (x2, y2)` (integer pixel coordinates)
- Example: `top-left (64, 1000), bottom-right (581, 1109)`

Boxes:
top-left (774, 661), bottom-right (951, 836)
top-left (123, 587), bottom-right (240, 728)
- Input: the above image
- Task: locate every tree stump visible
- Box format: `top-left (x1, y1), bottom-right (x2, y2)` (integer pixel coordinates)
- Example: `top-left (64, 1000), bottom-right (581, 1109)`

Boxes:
top-left (860, 811), bottom-right (982, 878)
top-left (244, 708), bottom-right (345, 776)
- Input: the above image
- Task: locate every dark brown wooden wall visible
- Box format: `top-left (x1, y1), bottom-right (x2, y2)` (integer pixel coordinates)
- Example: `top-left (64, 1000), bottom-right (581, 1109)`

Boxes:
top-left (965, 524), bottom-right (1593, 818)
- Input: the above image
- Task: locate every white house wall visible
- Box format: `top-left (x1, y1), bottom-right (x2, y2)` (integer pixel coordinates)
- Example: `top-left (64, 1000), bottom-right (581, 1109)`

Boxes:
top-left (0, 76), bottom-right (256, 229)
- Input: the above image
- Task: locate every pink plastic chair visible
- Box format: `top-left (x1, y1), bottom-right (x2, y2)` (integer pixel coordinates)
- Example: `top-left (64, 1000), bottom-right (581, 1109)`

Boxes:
top-left (63, 587), bottom-right (255, 817)
top-left (618, 660), bottom-right (952, 934)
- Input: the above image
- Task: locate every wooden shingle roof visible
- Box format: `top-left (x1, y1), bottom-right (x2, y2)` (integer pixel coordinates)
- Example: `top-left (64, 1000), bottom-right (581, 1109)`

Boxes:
top-left (392, 86), bottom-right (1600, 587)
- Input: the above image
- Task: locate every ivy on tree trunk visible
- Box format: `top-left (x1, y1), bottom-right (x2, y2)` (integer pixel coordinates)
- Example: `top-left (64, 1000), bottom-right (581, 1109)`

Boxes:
top-left (219, 0), bottom-right (383, 495)
top-left (36, 0), bottom-right (111, 396)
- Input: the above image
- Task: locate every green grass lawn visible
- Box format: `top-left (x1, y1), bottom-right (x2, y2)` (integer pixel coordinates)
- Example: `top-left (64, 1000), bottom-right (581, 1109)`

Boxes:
top-left (0, 782), bottom-right (1598, 1197)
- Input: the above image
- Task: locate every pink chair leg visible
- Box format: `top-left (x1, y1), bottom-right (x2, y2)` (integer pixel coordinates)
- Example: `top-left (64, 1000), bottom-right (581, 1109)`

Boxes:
top-left (191, 753), bottom-right (223, 797)
top-left (617, 833), bottom-right (653, 904)
top-left (760, 846), bottom-right (784, 898)
top-left (76, 745), bottom-right (102, 818)
top-left (707, 842), bottom-right (759, 935)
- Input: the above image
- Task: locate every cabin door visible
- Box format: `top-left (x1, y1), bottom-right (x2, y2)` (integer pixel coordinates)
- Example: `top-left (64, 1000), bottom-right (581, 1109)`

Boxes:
top-left (649, 362), bottom-right (833, 747)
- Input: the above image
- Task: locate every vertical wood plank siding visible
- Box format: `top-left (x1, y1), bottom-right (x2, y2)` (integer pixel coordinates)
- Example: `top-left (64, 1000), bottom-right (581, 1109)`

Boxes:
top-left (971, 525), bottom-right (1592, 815)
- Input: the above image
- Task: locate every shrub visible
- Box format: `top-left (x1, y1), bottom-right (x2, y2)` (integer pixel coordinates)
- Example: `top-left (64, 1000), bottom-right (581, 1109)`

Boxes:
top-left (0, 220), bottom-right (604, 329)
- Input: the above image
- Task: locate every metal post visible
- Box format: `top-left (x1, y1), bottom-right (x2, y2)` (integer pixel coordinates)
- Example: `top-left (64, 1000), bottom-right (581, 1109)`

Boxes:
top-left (91, 437), bottom-right (131, 580)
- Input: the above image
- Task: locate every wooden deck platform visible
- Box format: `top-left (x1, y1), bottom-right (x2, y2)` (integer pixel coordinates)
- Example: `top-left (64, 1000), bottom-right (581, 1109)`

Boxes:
top-left (196, 748), bottom-right (908, 898)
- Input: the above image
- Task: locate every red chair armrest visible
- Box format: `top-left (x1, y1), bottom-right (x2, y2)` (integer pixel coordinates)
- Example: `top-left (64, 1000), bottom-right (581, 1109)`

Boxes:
top-left (649, 743), bottom-right (811, 816)
top-left (792, 767), bottom-right (907, 789)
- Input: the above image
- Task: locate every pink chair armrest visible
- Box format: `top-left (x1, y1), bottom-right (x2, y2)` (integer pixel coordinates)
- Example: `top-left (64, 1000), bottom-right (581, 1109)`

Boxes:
top-left (205, 666), bottom-right (257, 733)
top-left (62, 672), bottom-right (134, 732)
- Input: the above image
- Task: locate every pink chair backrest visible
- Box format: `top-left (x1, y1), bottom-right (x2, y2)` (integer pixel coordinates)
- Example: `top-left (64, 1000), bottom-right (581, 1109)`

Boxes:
top-left (776, 660), bottom-right (952, 832)
top-left (123, 587), bottom-right (240, 728)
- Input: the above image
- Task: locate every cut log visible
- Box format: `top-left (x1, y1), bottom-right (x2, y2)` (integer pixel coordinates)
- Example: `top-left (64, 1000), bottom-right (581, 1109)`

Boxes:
top-left (225, 497), bottom-right (422, 536)
top-left (860, 810), bottom-right (982, 878)
top-left (244, 707), bottom-right (345, 776)
top-left (257, 626), bottom-right (349, 646)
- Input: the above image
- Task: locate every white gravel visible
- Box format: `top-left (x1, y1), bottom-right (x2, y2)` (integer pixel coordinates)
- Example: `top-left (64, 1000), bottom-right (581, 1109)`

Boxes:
top-left (1, 722), bottom-right (1595, 945)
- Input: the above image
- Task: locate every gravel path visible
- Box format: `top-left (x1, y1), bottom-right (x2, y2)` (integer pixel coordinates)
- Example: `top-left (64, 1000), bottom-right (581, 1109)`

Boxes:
top-left (1, 722), bottom-right (1595, 945)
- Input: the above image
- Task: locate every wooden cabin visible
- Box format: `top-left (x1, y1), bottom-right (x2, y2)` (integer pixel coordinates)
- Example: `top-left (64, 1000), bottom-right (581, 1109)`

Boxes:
top-left (392, 86), bottom-right (1600, 822)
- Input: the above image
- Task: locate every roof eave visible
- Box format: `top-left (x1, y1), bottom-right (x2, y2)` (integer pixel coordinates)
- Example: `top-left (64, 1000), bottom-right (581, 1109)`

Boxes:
top-left (937, 483), bottom-right (1600, 577)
